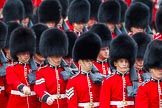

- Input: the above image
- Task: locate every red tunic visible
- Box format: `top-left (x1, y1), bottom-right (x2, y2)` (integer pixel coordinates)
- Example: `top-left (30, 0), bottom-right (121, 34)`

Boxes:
top-left (154, 33), bottom-right (162, 40)
top-left (135, 78), bottom-right (162, 108)
top-left (32, 0), bottom-right (42, 7)
top-left (93, 60), bottom-right (111, 76)
top-left (6, 63), bottom-right (38, 108)
top-left (0, 0), bottom-right (5, 9)
top-left (100, 72), bottom-right (135, 108)
top-left (0, 63), bottom-right (8, 108)
top-left (66, 72), bottom-right (101, 108)
top-left (34, 65), bottom-right (68, 108)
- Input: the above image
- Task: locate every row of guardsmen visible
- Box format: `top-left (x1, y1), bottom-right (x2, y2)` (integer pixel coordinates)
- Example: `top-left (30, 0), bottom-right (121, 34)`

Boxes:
top-left (0, 0), bottom-right (162, 108)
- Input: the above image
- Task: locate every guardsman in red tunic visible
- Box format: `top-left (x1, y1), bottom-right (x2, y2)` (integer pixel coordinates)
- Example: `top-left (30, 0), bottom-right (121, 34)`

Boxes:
top-left (21, 0), bottom-right (33, 28)
top-left (87, 0), bottom-right (101, 30)
top-left (56, 0), bottom-right (69, 31)
top-left (116, 0), bottom-right (128, 34)
top-left (132, 0), bottom-right (154, 35)
top-left (31, 23), bottom-right (48, 108)
top-left (4, 22), bottom-right (22, 65)
top-left (38, 0), bottom-right (61, 28)
top-left (63, 31), bottom-right (77, 68)
top-left (154, 6), bottom-right (162, 40)
top-left (90, 23), bottom-right (112, 77)
top-left (0, 22), bottom-right (8, 108)
top-left (132, 32), bottom-right (151, 83)
top-left (6, 27), bottom-right (38, 108)
top-left (135, 40), bottom-right (162, 108)
top-left (2, 0), bottom-right (24, 23)
top-left (98, 0), bottom-right (121, 38)
top-left (100, 34), bottom-right (137, 108)
top-left (66, 32), bottom-right (102, 108)
top-left (34, 28), bottom-right (69, 108)
top-left (125, 2), bottom-right (150, 36)
top-left (67, 0), bottom-right (90, 36)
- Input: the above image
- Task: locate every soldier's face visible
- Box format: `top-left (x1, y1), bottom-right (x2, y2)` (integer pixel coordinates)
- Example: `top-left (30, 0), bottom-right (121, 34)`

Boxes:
top-left (105, 23), bottom-right (115, 33)
top-left (130, 27), bottom-right (144, 35)
top-left (78, 59), bottom-right (93, 72)
top-left (17, 52), bottom-right (30, 63)
top-left (48, 56), bottom-right (62, 66)
top-left (34, 54), bottom-right (45, 63)
top-left (135, 58), bottom-right (144, 70)
top-left (98, 47), bottom-right (109, 60)
top-left (63, 57), bottom-right (73, 67)
top-left (87, 18), bottom-right (97, 29)
top-left (114, 58), bottom-right (130, 73)
top-left (46, 22), bottom-right (56, 28)
top-left (73, 23), bottom-right (85, 32)
top-left (22, 17), bottom-right (29, 27)
top-left (150, 68), bottom-right (162, 80)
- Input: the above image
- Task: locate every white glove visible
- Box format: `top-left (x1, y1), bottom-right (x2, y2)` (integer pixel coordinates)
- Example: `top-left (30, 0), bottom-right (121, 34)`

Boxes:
top-left (46, 96), bottom-right (55, 105)
top-left (22, 86), bottom-right (31, 95)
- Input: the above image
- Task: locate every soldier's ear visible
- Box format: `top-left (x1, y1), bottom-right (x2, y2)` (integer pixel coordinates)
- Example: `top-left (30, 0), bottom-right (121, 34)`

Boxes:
top-left (114, 61), bottom-right (117, 67)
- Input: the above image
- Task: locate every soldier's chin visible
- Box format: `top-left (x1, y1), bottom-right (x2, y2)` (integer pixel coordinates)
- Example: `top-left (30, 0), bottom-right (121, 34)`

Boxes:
top-left (121, 67), bottom-right (130, 72)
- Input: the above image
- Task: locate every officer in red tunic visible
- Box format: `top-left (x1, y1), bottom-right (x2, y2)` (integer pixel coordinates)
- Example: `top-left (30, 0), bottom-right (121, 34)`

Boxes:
top-left (98, 0), bottom-right (121, 38)
top-left (67, 0), bottom-right (90, 36)
top-left (100, 34), bottom-right (137, 108)
top-left (125, 2), bottom-right (150, 36)
top-left (90, 23), bottom-right (112, 77)
top-left (34, 28), bottom-right (69, 108)
top-left (154, 6), bottom-right (162, 40)
top-left (38, 0), bottom-right (62, 28)
top-left (66, 32), bottom-right (102, 108)
top-left (132, 32), bottom-right (151, 83)
top-left (0, 22), bottom-right (8, 108)
top-left (135, 40), bottom-right (162, 108)
top-left (6, 27), bottom-right (38, 108)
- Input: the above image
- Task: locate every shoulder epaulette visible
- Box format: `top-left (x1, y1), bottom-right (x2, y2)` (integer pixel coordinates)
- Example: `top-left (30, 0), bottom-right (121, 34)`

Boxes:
top-left (106, 72), bottom-right (115, 79)
top-left (140, 79), bottom-right (150, 86)
top-left (70, 72), bottom-right (80, 79)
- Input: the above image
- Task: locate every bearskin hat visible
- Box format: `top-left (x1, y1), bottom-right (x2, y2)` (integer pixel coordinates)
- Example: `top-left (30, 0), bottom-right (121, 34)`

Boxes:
top-left (10, 27), bottom-right (36, 60)
top-left (31, 23), bottom-right (48, 55)
top-left (20, 0), bottom-right (33, 18)
top-left (110, 34), bottom-right (137, 68)
top-left (117, 0), bottom-right (128, 23)
top-left (68, 0), bottom-right (90, 24)
top-left (58, 0), bottom-right (68, 19)
top-left (0, 22), bottom-right (7, 49)
top-left (125, 2), bottom-right (150, 31)
top-left (38, 0), bottom-right (62, 24)
top-left (39, 28), bottom-right (68, 57)
top-left (156, 6), bottom-right (162, 33)
top-left (73, 32), bottom-right (101, 62)
top-left (5, 22), bottom-right (23, 49)
top-left (98, 0), bottom-right (121, 24)
top-left (65, 31), bottom-right (77, 58)
top-left (132, 32), bottom-right (151, 59)
top-left (88, 0), bottom-right (102, 20)
top-left (90, 23), bottom-right (112, 47)
top-left (132, 0), bottom-right (153, 23)
top-left (2, 0), bottom-right (24, 22)
top-left (143, 40), bottom-right (162, 71)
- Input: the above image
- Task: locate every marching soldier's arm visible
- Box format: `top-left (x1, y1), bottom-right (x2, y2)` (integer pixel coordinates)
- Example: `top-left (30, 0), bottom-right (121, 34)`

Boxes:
top-left (34, 69), bottom-right (49, 103)
top-left (6, 66), bottom-right (25, 91)
top-left (99, 79), bottom-right (111, 108)
top-left (66, 78), bottom-right (78, 108)
top-left (135, 83), bottom-right (149, 108)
